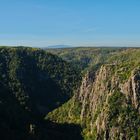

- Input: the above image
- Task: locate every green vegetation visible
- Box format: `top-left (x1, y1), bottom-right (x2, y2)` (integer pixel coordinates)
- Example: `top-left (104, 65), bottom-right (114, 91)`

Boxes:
top-left (46, 47), bottom-right (126, 73)
top-left (107, 90), bottom-right (140, 139)
top-left (46, 48), bottom-right (140, 140)
top-left (47, 97), bottom-right (82, 124)
top-left (0, 47), bottom-right (81, 112)
top-left (108, 90), bottom-right (126, 127)
top-left (0, 47), bottom-right (81, 140)
top-left (46, 48), bottom-right (140, 81)
top-left (1, 46), bottom-right (140, 140)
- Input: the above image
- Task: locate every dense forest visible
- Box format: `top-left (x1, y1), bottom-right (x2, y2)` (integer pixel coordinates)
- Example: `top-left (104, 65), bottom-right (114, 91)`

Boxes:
top-left (0, 47), bottom-right (81, 140)
top-left (45, 47), bottom-right (127, 72)
top-left (1, 47), bottom-right (140, 140)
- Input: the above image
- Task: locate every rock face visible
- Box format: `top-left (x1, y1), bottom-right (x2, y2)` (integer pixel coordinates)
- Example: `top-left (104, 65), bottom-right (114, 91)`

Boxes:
top-left (72, 65), bottom-right (140, 140)
top-left (120, 68), bottom-right (140, 111)
top-left (46, 48), bottom-right (140, 140)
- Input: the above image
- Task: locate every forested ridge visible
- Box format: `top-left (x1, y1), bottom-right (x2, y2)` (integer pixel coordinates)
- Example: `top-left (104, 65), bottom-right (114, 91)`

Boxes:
top-left (0, 47), bottom-right (81, 140)
top-left (1, 47), bottom-right (140, 140)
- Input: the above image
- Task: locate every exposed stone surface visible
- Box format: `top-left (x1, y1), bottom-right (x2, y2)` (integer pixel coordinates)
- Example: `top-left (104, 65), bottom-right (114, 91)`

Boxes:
top-left (72, 65), bottom-right (140, 140)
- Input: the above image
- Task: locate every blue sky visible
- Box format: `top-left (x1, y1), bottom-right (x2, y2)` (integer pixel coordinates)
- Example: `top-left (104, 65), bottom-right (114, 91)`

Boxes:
top-left (0, 0), bottom-right (140, 47)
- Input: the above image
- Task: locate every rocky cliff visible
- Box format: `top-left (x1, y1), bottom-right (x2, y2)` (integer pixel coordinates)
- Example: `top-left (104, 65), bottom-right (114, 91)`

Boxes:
top-left (74, 64), bottom-right (140, 139)
top-left (47, 63), bottom-right (140, 140)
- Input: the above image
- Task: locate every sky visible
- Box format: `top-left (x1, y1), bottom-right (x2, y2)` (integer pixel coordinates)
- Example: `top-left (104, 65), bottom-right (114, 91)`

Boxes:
top-left (0, 0), bottom-right (140, 47)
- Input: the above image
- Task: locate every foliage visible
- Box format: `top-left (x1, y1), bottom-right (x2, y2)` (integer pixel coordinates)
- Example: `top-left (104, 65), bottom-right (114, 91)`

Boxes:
top-left (1, 47), bottom-right (140, 140)
top-left (45, 47), bottom-right (126, 73)
top-left (0, 47), bottom-right (82, 140)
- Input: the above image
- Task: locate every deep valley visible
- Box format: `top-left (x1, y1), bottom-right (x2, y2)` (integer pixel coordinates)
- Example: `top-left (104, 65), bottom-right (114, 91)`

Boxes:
top-left (0, 47), bottom-right (140, 140)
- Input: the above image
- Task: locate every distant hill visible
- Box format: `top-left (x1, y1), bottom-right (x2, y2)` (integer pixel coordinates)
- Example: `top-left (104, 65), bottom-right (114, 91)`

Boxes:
top-left (46, 45), bottom-right (73, 49)
top-left (46, 47), bottom-right (127, 72)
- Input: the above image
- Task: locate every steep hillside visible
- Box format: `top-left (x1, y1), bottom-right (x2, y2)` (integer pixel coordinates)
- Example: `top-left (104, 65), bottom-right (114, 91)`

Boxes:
top-left (47, 48), bottom-right (140, 140)
top-left (0, 47), bottom-right (81, 140)
top-left (0, 47), bottom-right (81, 113)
